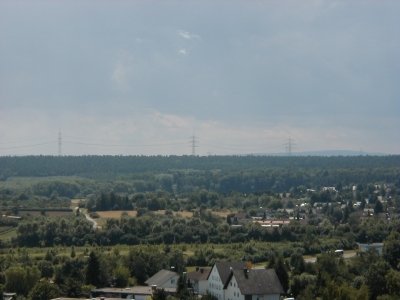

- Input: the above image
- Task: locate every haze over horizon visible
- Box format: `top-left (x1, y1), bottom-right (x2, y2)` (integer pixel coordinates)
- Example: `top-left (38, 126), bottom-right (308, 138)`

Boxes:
top-left (1, 1), bottom-right (399, 156)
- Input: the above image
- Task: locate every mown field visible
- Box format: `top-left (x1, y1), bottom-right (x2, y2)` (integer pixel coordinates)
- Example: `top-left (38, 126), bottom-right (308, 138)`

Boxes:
top-left (94, 208), bottom-right (233, 227)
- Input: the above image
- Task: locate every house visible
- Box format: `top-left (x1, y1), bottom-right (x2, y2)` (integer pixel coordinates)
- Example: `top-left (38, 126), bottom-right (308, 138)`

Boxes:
top-left (224, 269), bottom-right (284, 300)
top-left (90, 286), bottom-right (164, 300)
top-left (322, 187), bottom-right (337, 192)
top-left (187, 267), bottom-right (211, 295)
top-left (358, 243), bottom-right (384, 255)
top-left (130, 286), bottom-right (154, 300)
top-left (254, 220), bottom-right (290, 228)
top-left (145, 269), bottom-right (179, 292)
top-left (207, 261), bottom-right (247, 300)
top-left (91, 287), bottom-right (135, 299)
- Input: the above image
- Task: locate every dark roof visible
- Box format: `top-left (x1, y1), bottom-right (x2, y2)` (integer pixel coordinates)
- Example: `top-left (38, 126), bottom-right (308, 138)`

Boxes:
top-left (212, 261), bottom-right (247, 285)
top-left (229, 269), bottom-right (284, 295)
top-left (145, 269), bottom-right (178, 287)
top-left (91, 287), bottom-right (134, 295)
top-left (187, 267), bottom-right (211, 281)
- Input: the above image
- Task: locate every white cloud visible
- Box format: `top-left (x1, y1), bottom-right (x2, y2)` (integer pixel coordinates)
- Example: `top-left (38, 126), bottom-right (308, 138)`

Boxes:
top-left (111, 51), bottom-right (134, 92)
top-left (152, 111), bottom-right (193, 129)
top-left (178, 48), bottom-right (187, 55)
top-left (178, 29), bottom-right (200, 40)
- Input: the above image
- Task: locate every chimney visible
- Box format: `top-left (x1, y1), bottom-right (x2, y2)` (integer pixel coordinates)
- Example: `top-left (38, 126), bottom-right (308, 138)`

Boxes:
top-left (243, 268), bottom-right (249, 278)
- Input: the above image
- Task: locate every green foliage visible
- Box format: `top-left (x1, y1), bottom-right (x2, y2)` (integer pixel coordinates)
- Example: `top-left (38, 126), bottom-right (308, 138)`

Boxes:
top-left (5, 266), bottom-right (40, 296)
top-left (383, 231), bottom-right (400, 269)
top-left (113, 265), bottom-right (130, 288)
top-left (366, 260), bottom-right (390, 299)
top-left (29, 281), bottom-right (60, 300)
top-left (268, 256), bottom-right (289, 293)
top-left (37, 260), bottom-right (54, 279)
top-left (85, 251), bottom-right (101, 287)
top-left (385, 269), bottom-right (400, 297)
top-left (0, 155), bottom-right (400, 299)
top-left (290, 273), bottom-right (317, 297)
top-left (152, 288), bottom-right (168, 300)
top-left (290, 252), bottom-right (305, 275)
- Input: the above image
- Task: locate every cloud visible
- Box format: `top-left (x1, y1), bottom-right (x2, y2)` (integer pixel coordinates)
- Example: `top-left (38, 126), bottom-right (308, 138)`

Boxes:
top-left (152, 112), bottom-right (193, 129)
top-left (178, 48), bottom-right (187, 55)
top-left (111, 51), bottom-right (134, 92)
top-left (0, 1), bottom-right (399, 155)
top-left (178, 29), bottom-right (200, 40)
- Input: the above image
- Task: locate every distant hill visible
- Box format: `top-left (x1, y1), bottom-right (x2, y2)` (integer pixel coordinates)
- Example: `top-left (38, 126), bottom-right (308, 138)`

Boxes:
top-left (265, 150), bottom-right (389, 157)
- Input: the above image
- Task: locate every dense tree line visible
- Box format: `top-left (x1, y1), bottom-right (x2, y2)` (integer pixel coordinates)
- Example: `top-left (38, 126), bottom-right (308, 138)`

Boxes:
top-left (1, 155), bottom-right (399, 179)
top-left (9, 210), bottom-right (398, 252)
top-left (1, 157), bottom-right (399, 217)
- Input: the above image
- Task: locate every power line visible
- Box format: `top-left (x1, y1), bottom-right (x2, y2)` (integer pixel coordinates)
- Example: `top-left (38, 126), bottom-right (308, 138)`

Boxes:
top-left (64, 140), bottom-right (187, 148)
top-left (0, 141), bottom-right (55, 150)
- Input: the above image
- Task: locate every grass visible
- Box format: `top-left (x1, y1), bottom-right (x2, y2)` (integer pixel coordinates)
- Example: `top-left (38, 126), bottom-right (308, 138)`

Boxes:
top-left (96, 210), bottom-right (138, 218)
top-left (0, 227), bottom-right (17, 241)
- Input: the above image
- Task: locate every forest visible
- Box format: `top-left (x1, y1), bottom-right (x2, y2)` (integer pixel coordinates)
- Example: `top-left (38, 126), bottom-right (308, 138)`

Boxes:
top-left (0, 155), bottom-right (399, 300)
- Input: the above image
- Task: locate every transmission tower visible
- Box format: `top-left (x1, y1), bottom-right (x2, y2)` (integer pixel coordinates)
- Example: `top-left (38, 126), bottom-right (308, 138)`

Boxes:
top-left (284, 137), bottom-right (295, 156)
top-left (191, 135), bottom-right (198, 156)
top-left (58, 130), bottom-right (62, 156)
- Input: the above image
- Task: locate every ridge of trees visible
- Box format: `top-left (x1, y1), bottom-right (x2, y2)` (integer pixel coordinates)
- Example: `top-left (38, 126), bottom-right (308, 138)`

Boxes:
top-left (1, 155), bottom-right (399, 178)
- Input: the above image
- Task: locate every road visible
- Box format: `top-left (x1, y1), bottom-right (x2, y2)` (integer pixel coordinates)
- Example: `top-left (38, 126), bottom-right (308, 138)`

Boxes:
top-left (84, 211), bottom-right (100, 230)
top-left (71, 200), bottom-right (100, 230)
top-left (304, 250), bottom-right (357, 263)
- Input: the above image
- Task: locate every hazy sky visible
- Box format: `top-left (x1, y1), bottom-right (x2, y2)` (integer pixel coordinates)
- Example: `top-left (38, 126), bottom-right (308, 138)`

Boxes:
top-left (1, 0), bottom-right (399, 155)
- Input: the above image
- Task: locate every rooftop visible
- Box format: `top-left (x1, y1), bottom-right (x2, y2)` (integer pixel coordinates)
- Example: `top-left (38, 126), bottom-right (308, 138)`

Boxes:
top-left (227, 269), bottom-right (284, 295)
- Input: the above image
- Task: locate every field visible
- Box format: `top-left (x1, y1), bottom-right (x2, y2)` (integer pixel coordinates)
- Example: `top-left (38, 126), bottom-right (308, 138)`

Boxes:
top-left (0, 227), bottom-right (17, 241)
top-left (95, 209), bottom-right (232, 220)
top-left (95, 209), bottom-right (195, 219)
top-left (18, 210), bottom-right (72, 217)
top-left (96, 210), bottom-right (138, 218)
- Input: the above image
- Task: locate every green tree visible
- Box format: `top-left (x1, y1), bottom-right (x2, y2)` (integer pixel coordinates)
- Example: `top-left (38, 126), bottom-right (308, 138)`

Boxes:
top-left (268, 256), bottom-right (289, 293)
top-left (290, 253), bottom-right (305, 275)
top-left (290, 273), bottom-right (317, 297)
top-left (86, 251), bottom-right (101, 287)
top-left (37, 260), bottom-right (54, 279)
top-left (366, 260), bottom-right (390, 299)
top-left (383, 231), bottom-right (400, 269)
top-left (5, 266), bottom-right (40, 296)
top-left (29, 281), bottom-right (60, 300)
top-left (113, 265), bottom-right (130, 288)
top-left (385, 269), bottom-right (400, 297)
top-left (374, 200), bottom-right (384, 214)
top-left (152, 288), bottom-right (167, 300)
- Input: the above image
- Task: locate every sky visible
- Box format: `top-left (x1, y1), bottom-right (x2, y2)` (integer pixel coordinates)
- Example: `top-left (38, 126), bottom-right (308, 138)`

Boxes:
top-left (0, 0), bottom-right (399, 156)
